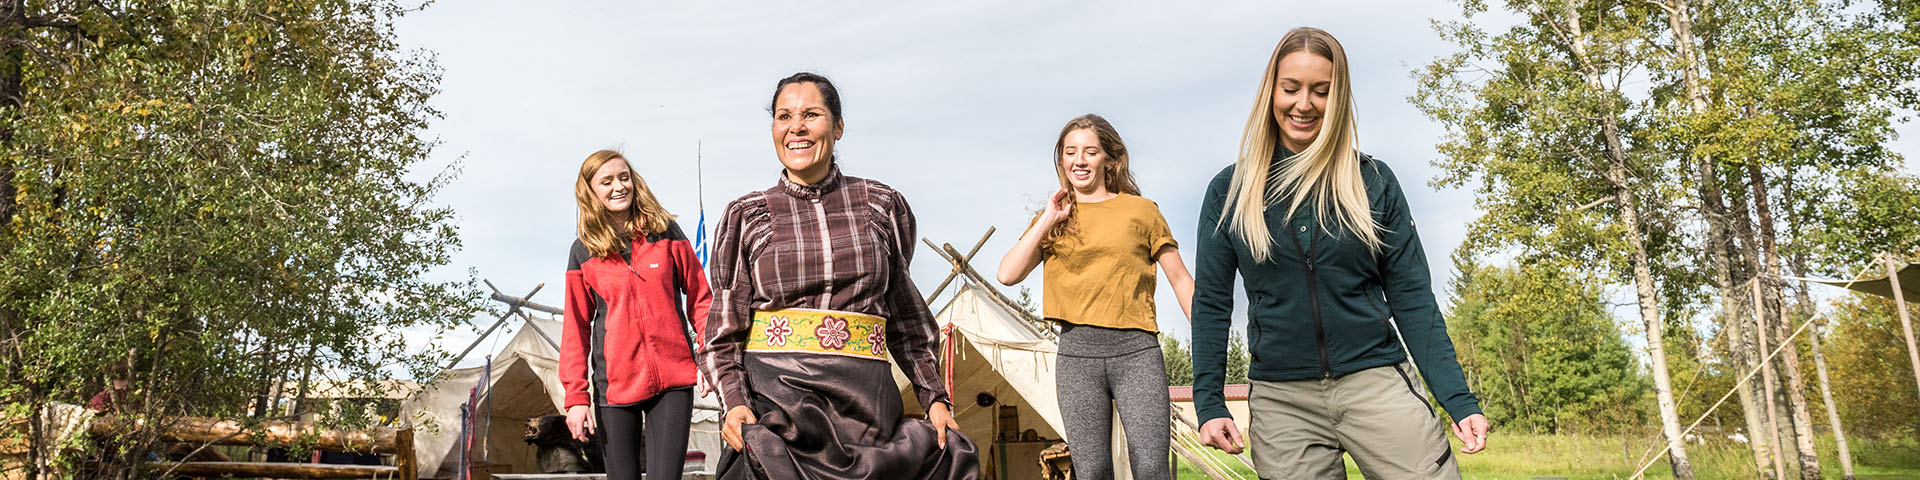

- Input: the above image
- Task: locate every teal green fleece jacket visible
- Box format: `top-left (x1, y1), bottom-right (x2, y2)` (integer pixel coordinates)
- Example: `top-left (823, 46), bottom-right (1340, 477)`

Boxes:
top-left (1190, 150), bottom-right (1481, 424)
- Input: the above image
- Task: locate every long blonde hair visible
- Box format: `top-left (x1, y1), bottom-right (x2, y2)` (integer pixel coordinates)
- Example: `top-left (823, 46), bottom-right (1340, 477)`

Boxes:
top-left (575, 149), bottom-right (672, 258)
top-left (1221, 27), bottom-right (1378, 263)
top-left (1046, 114), bottom-right (1141, 246)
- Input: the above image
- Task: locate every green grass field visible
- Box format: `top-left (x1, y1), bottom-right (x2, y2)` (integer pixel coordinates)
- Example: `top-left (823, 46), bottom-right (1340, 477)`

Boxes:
top-left (1175, 433), bottom-right (1920, 479)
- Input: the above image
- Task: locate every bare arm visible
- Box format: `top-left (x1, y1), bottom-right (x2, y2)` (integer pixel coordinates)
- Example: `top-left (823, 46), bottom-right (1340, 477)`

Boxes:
top-left (996, 189), bottom-right (1070, 285)
top-left (1156, 244), bottom-right (1194, 322)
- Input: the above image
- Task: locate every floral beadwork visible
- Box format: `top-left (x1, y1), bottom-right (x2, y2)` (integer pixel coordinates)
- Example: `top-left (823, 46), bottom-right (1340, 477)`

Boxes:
top-left (763, 316), bottom-right (793, 347)
top-left (815, 316), bottom-right (851, 350)
top-left (747, 309), bottom-right (888, 360)
top-left (866, 328), bottom-right (886, 357)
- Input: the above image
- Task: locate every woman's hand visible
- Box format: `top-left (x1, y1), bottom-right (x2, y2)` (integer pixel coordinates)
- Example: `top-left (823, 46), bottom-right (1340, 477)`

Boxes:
top-left (1040, 188), bottom-right (1073, 225)
top-left (565, 405), bottom-right (594, 443)
top-left (929, 402), bottom-right (959, 450)
top-left (722, 405), bottom-right (758, 452)
top-left (1449, 413), bottom-right (1490, 454)
top-left (996, 188), bottom-right (1074, 285)
top-left (1199, 417), bottom-right (1246, 454)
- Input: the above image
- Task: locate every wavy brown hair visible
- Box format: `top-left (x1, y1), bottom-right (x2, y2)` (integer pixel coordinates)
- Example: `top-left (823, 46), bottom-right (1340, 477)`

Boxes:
top-left (1045, 114), bottom-right (1140, 246)
top-left (575, 149), bottom-right (672, 258)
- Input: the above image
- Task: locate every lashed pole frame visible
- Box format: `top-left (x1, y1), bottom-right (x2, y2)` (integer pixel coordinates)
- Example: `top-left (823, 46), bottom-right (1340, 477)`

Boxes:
top-left (922, 237), bottom-right (1052, 338)
top-left (445, 281), bottom-right (546, 371)
top-left (923, 227), bottom-right (996, 304)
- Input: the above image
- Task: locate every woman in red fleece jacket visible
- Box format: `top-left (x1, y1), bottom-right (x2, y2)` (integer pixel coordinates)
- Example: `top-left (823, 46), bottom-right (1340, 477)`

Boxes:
top-left (562, 149), bottom-right (713, 479)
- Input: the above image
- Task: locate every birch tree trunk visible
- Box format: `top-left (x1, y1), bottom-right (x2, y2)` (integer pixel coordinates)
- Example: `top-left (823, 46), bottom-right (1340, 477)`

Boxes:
top-left (1746, 165), bottom-right (1821, 479)
top-left (1807, 321), bottom-right (1856, 480)
top-left (1652, 1), bottom-right (1777, 474)
top-left (1558, 1), bottom-right (1692, 476)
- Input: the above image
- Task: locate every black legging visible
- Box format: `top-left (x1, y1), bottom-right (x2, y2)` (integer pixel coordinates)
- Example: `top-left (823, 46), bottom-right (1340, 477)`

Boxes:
top-left (598, 387), bottom-right (693, 480)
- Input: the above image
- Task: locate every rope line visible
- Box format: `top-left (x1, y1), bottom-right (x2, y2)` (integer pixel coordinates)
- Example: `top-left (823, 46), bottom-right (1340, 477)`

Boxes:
top-left (1629, 312), bottom-right (1820, 479)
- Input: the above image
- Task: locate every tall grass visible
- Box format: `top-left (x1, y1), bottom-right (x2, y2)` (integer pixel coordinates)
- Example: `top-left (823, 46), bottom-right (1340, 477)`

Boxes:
top-left (1174, 433), bottom-right (1920, 479)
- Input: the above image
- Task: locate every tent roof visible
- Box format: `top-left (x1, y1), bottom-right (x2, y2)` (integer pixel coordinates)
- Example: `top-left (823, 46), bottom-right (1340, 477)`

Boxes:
top-left (1803, 260), bottom-right (1920, 301)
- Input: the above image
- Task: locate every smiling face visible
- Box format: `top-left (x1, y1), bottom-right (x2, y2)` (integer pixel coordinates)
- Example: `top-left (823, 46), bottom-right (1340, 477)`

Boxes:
top-left (1271, 51), bottom-right (1333, 154)
top-left (589, 156), bottom-right (634, 215)
top-left (1058, 128), bottom-right (1108, 195)
top-left (770, 81), bottom-right (843, 182)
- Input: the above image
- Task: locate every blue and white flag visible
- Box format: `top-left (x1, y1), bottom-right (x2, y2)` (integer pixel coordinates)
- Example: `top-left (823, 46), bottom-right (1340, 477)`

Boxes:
top-left (694, 210), bottom-right (709, 267)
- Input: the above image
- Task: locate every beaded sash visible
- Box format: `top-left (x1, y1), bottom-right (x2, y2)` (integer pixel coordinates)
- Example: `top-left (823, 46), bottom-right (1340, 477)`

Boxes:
top-left (748, 308), bottom-right (889, 361)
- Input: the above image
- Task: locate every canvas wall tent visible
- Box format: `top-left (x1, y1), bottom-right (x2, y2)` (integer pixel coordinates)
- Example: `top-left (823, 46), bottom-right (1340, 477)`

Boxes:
top-left (1803, 260), bottom-right (1920, 300)
top-left (402, 313), bottom-right (725, 479)
top-left (907, 283), bottom-right (1141, 480)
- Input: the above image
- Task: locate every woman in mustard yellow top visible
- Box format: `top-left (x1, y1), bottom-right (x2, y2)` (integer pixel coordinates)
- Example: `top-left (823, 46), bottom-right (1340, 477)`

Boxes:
top-left (995, 114), bottom-right (1194, 480)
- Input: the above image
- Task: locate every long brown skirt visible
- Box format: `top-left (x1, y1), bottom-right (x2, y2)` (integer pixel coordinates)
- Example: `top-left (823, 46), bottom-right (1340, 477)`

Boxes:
top-left (716, 353), bottom-right (978, 480)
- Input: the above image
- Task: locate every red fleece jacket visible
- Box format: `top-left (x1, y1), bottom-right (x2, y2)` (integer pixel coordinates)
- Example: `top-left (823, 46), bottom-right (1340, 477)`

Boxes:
top-left (561, 221), bottom-right (712, 408)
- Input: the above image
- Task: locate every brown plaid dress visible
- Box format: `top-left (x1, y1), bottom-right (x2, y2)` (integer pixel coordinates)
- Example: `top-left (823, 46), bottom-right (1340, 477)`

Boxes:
top-left (703, 165), bottom-right (976, 480)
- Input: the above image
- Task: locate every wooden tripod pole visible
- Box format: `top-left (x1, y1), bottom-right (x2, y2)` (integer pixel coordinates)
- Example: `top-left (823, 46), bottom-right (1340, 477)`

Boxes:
top-left (1884, 253), bottom-right (1920, 409)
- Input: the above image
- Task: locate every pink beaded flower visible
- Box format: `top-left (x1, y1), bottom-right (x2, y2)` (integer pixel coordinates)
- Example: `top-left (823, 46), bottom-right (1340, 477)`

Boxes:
top-left (816, 316), bottom-right (851, 350)
top-left (866, 328), bottom-right (886, 357)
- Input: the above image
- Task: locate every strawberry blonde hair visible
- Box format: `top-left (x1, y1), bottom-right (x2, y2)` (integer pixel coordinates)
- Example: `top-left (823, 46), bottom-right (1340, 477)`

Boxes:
top-left (1045, 114), bottom-right (1140, 246)
top-left (575, 149), bottom-right (671, 258)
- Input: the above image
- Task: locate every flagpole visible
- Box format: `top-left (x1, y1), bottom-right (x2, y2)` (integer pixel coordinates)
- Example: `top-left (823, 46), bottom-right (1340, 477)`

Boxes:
top-left (694, 140), bottom-right (709, 267)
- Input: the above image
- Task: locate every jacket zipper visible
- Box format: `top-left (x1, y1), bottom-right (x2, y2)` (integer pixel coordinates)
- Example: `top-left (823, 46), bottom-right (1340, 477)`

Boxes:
top-left (1285, 218), bottom-right (1331, 379)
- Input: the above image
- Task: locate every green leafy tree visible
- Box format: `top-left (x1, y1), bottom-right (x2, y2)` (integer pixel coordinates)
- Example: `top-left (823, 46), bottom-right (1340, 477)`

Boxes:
top-left (1420, 0), bottom-right (1920, 476)
top-left (0, 1), bottom-right (483, 478)
top-left (1824, 294), bottom-right (1920, 438)
top-left (1638, 1), bottom-right (1920, 476)
top-left (1415, 1), bottom-right (1702, 475)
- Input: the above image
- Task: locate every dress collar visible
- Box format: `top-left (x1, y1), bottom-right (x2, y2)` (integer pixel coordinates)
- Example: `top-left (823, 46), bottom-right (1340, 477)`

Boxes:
top-left (778, 163), bottom-right (845, 199)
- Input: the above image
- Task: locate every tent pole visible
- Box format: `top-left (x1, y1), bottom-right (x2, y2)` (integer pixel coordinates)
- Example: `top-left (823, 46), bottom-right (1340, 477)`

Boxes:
top-left (1884, 253), bottom-right (1920, 404)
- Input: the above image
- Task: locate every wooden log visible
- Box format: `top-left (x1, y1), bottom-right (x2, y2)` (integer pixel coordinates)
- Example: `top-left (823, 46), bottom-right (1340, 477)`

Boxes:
top-left (143, 461), bottom-right (398, 479)
top-left (491, 285), bottom-right (563, 316)
top-left (91, 416), bottom-right (402, 453)
top-left (396, 427), bottom-right (416, 480)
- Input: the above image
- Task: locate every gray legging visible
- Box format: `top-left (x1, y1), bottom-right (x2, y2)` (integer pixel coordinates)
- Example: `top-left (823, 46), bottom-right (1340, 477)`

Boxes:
top-left (1055, 323), bottom-right (1171, 480)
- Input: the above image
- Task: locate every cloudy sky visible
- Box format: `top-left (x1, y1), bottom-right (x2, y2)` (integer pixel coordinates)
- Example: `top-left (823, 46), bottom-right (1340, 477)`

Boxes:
top-left (392, 1), bottom-right (1917, 367)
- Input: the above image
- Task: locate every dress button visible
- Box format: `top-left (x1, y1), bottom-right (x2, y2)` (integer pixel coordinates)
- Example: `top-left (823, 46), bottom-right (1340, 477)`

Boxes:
top-left (1299, 225), bottom-right (1307, 232)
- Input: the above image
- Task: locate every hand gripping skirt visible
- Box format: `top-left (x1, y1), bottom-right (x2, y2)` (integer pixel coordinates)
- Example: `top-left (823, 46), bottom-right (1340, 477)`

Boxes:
top-left (716, 309), bottom-right (978, 480)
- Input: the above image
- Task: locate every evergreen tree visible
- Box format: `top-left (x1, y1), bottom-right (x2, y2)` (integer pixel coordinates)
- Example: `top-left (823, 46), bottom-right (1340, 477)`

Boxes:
top-left (1447, 261), bottom-right (1650, 433)
top-left (1162, 334), bottom-right (1194, 387)
top-left (1226, 332), bottom-right (1250, 385)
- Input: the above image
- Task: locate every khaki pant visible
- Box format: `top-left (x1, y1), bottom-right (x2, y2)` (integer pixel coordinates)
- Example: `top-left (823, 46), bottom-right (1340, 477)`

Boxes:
top-left (1247, 362), bottom-right (1461, 479)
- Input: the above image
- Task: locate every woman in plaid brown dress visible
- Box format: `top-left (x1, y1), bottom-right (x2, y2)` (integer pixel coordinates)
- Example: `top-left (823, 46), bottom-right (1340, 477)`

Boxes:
top-left (702, 72), bottom-right (979, 480)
